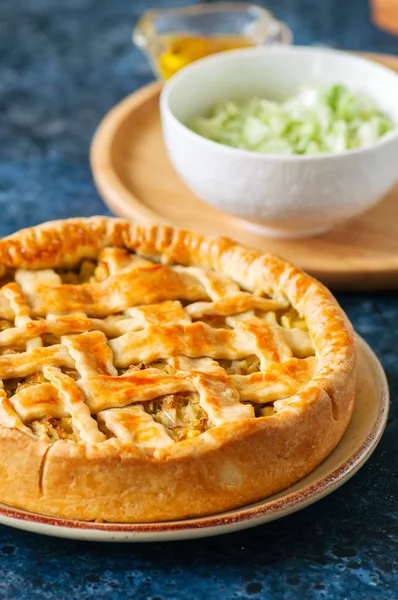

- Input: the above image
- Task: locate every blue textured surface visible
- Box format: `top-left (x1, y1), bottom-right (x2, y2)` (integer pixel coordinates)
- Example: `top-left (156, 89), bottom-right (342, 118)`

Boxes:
top-left (0, 0), bottom-right (397, 598)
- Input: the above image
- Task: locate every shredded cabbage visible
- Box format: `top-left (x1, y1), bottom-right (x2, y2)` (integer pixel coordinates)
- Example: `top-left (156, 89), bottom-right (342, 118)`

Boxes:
top-left (147, 393), bottom-right (208, 440)
top-left (189, 84), bottom-right (395, 155)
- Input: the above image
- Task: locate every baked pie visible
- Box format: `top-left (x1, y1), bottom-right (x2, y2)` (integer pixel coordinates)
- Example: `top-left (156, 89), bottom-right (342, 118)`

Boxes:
top-left (0, 217), bottom-right (356, 522)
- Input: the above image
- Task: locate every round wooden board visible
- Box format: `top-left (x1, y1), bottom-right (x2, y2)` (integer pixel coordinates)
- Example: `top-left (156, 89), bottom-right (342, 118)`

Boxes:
top-left (91, 53), bottom-right (398, 291)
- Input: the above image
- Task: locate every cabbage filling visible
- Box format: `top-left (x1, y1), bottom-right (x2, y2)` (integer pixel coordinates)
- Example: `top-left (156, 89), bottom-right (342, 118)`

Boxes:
top-left (28, 417), bottom-right (77, 442)
top-left (3, 371), bottom-right (46, 398)
top-left (145, 393), bottom-right (208, 441)
top-left (255, 405), bottom-right (275, 418)
top-left (0, 319), bottom-right (12, 331)
top-left (218, 356), bottom-right (260, 375)
top-left (57, 259), bottom-right (109, 284)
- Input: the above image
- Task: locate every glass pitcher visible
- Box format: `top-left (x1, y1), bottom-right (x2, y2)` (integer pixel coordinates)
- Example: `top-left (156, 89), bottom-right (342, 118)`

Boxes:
top-left (133, 3), bottom-right (293, 80)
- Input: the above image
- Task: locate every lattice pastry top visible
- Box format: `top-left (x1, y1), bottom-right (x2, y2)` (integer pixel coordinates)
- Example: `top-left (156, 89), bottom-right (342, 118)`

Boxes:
top-left (0, 218), bottom-right (356, 523)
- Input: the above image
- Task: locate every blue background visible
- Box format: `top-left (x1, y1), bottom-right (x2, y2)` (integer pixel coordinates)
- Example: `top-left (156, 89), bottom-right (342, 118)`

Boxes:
top-left (0, 1), bottom-right (397, 598)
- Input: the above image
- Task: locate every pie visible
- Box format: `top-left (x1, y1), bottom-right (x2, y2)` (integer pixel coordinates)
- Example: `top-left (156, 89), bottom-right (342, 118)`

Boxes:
top-left (0, 217), bottom-right (356, 522)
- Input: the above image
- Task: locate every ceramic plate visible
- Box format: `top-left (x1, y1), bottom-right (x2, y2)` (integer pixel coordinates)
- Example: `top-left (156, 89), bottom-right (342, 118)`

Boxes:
top-left (0, 334), bottom-right (388, 542)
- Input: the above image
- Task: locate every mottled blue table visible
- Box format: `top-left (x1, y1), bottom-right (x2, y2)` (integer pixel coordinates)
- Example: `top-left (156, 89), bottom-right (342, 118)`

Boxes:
top-left (0, 1), bottom-right (397, 598)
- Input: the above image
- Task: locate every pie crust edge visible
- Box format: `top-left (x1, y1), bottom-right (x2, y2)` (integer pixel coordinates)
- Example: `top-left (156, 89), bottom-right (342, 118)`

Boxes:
top-left (0, 217), bottom-right (356, 522)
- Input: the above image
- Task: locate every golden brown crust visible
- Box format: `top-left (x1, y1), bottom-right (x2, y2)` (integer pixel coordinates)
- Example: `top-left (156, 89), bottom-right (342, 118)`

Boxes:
top-left (0, 217), bottom-right (356, 522)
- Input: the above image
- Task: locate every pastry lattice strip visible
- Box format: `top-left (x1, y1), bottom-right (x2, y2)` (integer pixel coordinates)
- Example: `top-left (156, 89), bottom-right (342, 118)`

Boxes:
top-left (0, 252), bottom-right (290, 318)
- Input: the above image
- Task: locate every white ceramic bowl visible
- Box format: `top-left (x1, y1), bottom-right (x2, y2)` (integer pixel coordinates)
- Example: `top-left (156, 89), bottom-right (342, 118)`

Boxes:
top-left (160, 46), bottom-right (398, 239)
